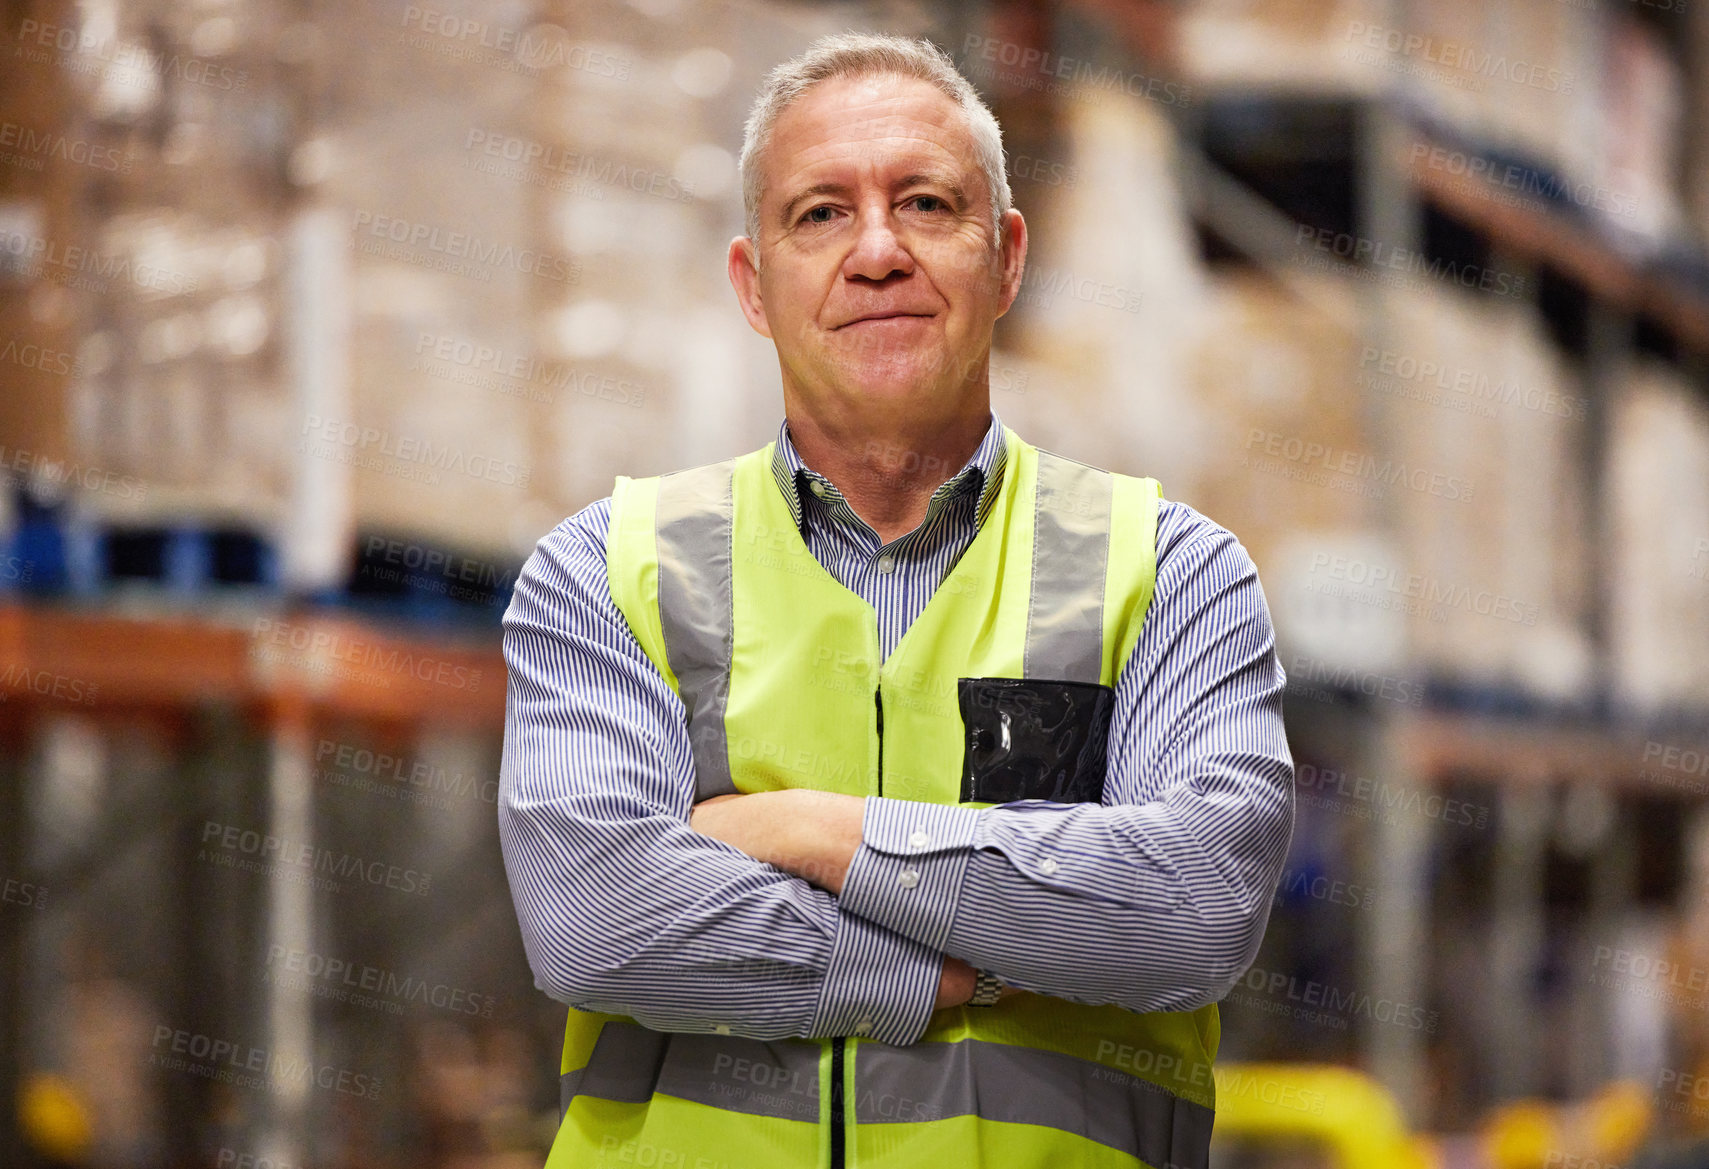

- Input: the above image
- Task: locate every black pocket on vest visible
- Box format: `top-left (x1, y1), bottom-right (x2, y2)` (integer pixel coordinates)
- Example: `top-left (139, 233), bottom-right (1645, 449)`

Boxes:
top-left (957, 677), bottom-right (1115, 804)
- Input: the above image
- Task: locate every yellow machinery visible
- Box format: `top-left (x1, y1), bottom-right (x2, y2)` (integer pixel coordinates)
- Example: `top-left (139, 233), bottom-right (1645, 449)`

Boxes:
top-left (1210, 1063), bottom-right (1653, 1169)
top-left (1210, 1063), bottom-right (1439, 1169)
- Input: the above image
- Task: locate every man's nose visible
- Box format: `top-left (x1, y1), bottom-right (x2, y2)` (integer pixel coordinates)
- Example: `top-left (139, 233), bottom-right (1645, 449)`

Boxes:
top-left (842, 209), bottom-right (915, 281)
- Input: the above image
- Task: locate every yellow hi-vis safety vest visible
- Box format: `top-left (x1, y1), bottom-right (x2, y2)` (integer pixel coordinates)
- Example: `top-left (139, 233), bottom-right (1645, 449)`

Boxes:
top-left (548, 425), bottom-right (1218, 1169)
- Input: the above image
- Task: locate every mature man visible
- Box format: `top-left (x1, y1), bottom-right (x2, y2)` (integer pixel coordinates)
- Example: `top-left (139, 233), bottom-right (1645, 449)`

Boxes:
top-left (499, 31), bottom-right (1294, 1169)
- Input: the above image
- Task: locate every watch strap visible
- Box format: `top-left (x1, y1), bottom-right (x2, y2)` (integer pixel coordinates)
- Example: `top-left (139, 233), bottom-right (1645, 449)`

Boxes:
top-left (968, 968), bottom-right (1004, 1007)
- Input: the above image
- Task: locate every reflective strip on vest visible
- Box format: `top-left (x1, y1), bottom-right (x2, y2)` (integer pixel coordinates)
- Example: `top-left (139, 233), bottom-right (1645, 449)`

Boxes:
top-left (562, 1022), bottom-right (821, 1123)
top-left (856, 1041), bottom-right (1212, 1168)
top-left (1025, 451), bottom-right (1112, 684)
top-left (654, 462), bottom-right (737, 801)
top-left (560, 1027), bottom-right (1212, 1169)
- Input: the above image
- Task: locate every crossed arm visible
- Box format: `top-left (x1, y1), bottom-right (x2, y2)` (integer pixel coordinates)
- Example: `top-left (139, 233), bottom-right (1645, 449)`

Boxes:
top-left (496, 497), bottom-right (1294, 1046)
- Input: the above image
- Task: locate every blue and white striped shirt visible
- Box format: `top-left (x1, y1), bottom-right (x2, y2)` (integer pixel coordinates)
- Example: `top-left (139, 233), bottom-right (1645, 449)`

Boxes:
top-left (498, 410), bottom-right (1294, 1048)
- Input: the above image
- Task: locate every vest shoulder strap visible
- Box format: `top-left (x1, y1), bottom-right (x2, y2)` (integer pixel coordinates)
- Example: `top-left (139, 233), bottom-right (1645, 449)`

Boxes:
top-left (1029, 445), bottom-right (1163, 686)
top-left (608, 452), bottom-right (760, 801)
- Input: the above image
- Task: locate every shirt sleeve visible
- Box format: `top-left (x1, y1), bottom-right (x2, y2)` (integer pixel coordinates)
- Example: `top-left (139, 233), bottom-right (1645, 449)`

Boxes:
top-left (835, 500), bottom-right (1296, 1012)
top-left (497, 500), bottom-right (943, 1045)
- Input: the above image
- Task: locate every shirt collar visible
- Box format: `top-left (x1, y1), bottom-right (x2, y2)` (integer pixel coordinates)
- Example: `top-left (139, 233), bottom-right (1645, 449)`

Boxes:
top-left (769, 409), bottom-right (1010, 533)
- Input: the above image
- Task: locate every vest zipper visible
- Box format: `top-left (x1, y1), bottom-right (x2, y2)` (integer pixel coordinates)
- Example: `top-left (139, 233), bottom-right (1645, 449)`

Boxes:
top-left (830, 1035), bottom-right (846, 1168)
top-left (874, 687), bottom-right (884, 797)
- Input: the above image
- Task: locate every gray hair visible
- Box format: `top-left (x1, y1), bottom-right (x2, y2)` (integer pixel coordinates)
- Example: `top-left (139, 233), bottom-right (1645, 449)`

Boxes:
top-left (738, 32), bottom-right (1012, 250)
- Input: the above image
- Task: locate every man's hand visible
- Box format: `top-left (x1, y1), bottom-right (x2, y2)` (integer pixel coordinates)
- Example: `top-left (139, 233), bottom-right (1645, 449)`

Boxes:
top-left (935, 955), bottom-right (1027, 1010)
top-left (692, 791), bottom-right (1030, 1008)
top-left (689, 790), bottom-right (865, 895)
top-left (936, 956), bottom-right (977, 1009)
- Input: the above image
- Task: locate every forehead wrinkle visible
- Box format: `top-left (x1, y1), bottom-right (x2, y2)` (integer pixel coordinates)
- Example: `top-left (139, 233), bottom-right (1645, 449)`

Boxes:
top-left (771, 133), bottom-right (978, 228)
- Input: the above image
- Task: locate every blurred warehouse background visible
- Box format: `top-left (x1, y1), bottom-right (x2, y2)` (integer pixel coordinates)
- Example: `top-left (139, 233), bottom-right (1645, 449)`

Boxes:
top-left (3, 0), bottom-right (1709, 1165)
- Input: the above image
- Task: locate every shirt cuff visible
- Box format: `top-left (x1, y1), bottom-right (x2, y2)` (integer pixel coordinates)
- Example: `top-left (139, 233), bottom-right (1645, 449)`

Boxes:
top-left (838, 797), bottom-right (983, 952)
top-left (806, 909), bottom-right (942, 1046)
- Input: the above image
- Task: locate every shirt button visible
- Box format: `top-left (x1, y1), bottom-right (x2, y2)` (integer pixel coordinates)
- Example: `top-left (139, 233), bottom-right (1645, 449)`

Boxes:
top-left (897, 868), bottom-right (920, 889)
top-left (1038, 857), bottom-right (1059, 876)
top-left (908, 830), bottom-right (931, 850)
top-left (875, 554), bottom-right (896, 574)
top-left (809, 480), bottom-right (829, 499)
top-left (854, 1019), bottom-right (873, 1036)
top-left (714, 1023), bottom-right (731, 1035)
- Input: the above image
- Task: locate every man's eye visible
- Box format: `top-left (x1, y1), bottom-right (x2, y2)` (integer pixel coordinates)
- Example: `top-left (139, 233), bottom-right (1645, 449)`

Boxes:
top-left (803, 205), bottom-right (836, 224)
top-left (910, 195), bottom-right (947, 212)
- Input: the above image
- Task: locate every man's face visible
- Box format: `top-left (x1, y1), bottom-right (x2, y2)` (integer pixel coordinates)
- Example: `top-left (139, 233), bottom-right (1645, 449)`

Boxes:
top-left (728, 72), bottom-right (1027, 428)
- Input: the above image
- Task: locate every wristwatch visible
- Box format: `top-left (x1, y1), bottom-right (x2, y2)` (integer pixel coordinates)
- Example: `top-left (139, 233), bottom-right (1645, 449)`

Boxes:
top-left (968, 968), bottom-right (1004, 1007)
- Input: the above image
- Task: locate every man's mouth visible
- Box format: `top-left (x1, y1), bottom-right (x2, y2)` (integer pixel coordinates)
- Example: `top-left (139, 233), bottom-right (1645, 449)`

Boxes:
top-left (837, 312), bottom-right (934, 329)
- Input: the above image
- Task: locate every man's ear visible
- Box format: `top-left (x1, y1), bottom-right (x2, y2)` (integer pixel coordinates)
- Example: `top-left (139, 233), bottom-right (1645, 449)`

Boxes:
top-left (995, 209), bottom-right (1028, 319)
top-left (727, 236), bottom-right (773, 339)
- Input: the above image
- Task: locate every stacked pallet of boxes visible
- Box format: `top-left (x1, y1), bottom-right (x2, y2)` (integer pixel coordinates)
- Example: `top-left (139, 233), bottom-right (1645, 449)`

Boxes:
top-left (3, 0), bottom-right (296, 576)
top-left (1377, 283), bottom-right (1593, 701)
top-left (0, 0), bottom-right (82, 493)
top-left (1183, 267), bottom-right (1392, 675)
top-left (996, 74), bottom-right (1212, 496)
top-left (1390, 0), bottom-right (1681, 250)
top-left (305, 1), bottom-right (553, 565)
top-left (1183, 269), bottom-right (1594, 702)
top-left (1607, 360), bottom-right (1709, 716)
top-left (1178, 0), bottom-right (1687, 251)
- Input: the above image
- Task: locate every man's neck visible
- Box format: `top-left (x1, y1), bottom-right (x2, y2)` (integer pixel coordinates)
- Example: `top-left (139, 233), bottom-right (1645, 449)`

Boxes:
top-left (785, 406), bottom-right (992, 545)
